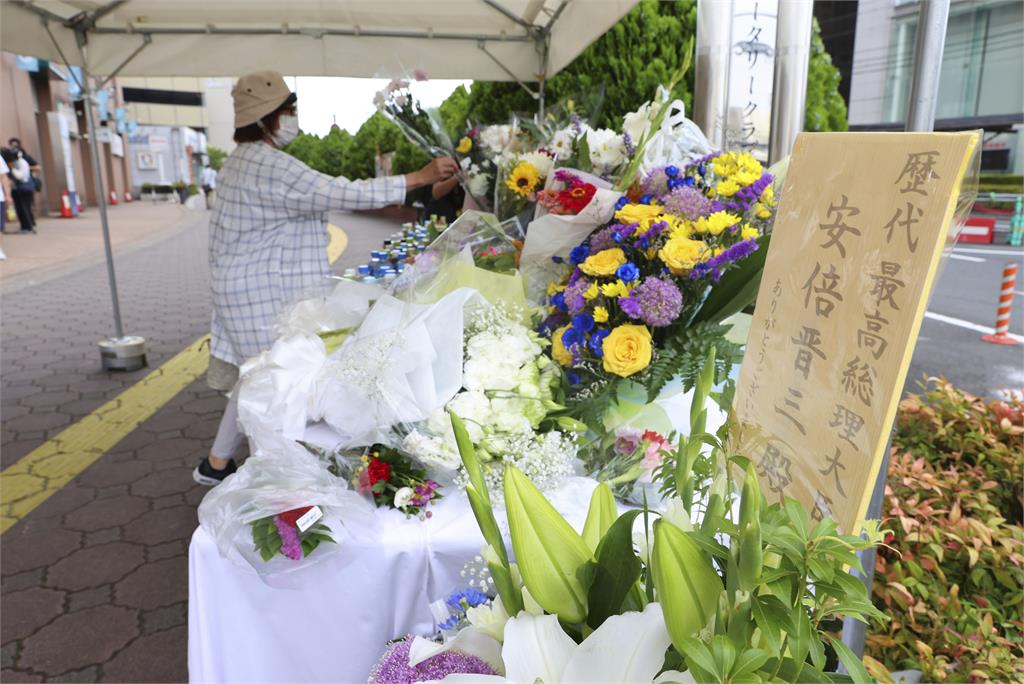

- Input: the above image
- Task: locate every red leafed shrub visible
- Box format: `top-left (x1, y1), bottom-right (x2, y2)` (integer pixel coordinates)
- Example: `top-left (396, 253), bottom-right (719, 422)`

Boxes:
top-left (867, 379), bottom-right (1024, 682)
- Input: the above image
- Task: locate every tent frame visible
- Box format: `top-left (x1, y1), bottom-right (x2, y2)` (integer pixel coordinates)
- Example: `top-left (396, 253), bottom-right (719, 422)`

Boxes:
top-left (19, 0), bottom-right (566, 349)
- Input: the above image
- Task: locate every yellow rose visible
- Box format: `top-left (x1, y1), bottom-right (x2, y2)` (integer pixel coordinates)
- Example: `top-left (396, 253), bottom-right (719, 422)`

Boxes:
top-left (601, 324), bottom-right (652, 377)
top-left (715, 179), bottom-right (740, 196)
top-left (551, 326), bottom-right (574, 366)
top-left (580, 248), bottom-right (627, 277)
top-left (456, 137), bottom-right (473, 154)
top-left (740, 224), bottom-right (759, 241)
top-left (614, 203), bottom-right (663, 225)
top-left (695, 211), bottom-right (740, 236)
top-left (593, 306), bottom-right (609, 323)
top-left (659, 237), bottom-right (709, 275)
top-left (583, 283), bottom-right (599, 300)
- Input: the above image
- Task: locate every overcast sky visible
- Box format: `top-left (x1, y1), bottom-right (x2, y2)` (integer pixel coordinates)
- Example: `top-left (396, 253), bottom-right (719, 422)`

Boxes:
top-left (285, 76), bottom-right (470, 137)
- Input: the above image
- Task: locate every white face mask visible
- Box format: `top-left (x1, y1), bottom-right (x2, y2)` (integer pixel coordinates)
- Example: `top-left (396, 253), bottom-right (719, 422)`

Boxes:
top-left (271, 115), bottom-right (299, 147)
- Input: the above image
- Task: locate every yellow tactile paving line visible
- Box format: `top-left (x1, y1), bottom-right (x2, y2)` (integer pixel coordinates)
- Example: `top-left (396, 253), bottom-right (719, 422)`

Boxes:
top-left (0, 335), bottom-right (210, 534)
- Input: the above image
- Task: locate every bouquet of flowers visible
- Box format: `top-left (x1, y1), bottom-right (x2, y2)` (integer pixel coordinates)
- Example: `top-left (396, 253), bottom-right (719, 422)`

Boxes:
top-left (367, 353), bottom-right (887, 684)
top-left (353, 444), bottom-right (442, 520)
top-left (375, 77), bottom-right (451, 157)
top-left (540, 151), bottom-right (777, 428)
top-left (250, 505), bottom-right (334, 562)
top-left (400, 301), bottom-right (581, 494)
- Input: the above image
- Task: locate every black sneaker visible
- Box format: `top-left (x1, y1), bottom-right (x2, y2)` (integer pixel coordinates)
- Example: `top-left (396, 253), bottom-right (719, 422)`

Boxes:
top-left (192, 457), bottom-right (237, 486)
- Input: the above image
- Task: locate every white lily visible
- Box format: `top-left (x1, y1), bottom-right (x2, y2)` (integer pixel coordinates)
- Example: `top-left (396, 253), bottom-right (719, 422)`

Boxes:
top-left (418, 603), bottom-right (683, 684)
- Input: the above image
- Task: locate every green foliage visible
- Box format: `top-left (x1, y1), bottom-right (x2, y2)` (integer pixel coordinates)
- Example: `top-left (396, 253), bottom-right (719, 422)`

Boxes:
top-left (805, 18), bottom-right (848, 133)
top-left (439, 84), bottom-right (471, 140)
top-left (646, 321), bottom-right (740, 403)
top-left (867, 379), bottom-right (1024, 682)
top-left (207, 145), bottom-right (228, 171)
top-left (463, 0), bottom-right (697, 129)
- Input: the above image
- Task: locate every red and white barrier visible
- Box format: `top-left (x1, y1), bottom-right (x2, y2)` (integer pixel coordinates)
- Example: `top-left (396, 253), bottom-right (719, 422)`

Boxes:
top-left (958, 217), bottom-right (995, 244)
top-left (109, 191), bottom-right (118, 206)
top-left (60, 191), bottom-right (73, 218)
top-left (981, 262), bottom-right (1019, 346)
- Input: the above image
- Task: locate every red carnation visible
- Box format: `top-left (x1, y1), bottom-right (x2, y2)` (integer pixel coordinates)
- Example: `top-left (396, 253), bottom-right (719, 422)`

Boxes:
top-left (278, 505), bottom-right (314, 528)
top-left (367, 458), bottom-right (391, 486)
top-left (642, 430), bottom-right (666, 445)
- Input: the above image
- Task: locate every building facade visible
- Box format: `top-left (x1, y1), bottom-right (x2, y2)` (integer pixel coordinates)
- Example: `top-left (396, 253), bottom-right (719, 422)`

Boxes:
top-left (847, 0), bottom-right (1024, 173)
top-left (0, 53), bottom-right (133, 216)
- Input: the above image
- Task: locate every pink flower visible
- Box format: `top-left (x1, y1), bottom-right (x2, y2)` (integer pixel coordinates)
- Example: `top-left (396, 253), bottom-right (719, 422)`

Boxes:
top-left (613, 427), bottom-right (642, 455)
top-left (413, 69), bottom-right (429, 82)
top-left (273, 515), bottom-right (304, 560)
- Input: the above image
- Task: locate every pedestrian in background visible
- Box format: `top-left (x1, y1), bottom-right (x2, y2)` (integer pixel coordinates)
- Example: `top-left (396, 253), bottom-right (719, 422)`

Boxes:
top-left (3, 147), bottom-right (34, 234)
top-left (194, 70), bottom-right (458, 486)
top-left (201, 165), bottom-right (217, 209)
top-left (0, 152), bottom-right (10, 258)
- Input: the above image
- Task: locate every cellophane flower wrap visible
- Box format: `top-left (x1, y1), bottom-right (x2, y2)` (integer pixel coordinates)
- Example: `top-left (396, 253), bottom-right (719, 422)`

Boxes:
top-left (541, 151), bottom-right (777, 429)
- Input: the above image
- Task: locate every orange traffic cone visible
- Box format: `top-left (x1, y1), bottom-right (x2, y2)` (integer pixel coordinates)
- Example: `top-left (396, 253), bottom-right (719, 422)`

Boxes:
top-left (109, 191), bottom-right (118, 205)
top-left (60, 191), bottom-right (73, 218)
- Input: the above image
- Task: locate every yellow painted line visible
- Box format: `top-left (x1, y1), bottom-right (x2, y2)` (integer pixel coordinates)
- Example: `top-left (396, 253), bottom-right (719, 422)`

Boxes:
top-left (326, 223), bottom-right (348, 264)
top-left (0, 335), bottom-right (210, 534)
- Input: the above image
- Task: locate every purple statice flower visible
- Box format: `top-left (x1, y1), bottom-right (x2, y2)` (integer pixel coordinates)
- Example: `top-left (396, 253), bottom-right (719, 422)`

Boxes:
top-left (273, 516), bottom-right (303, 560)
top-left (612, 223), bottom-right (636, 243)
top-left (368, 636), bottom-right (497, 684)
top-left (570, 112), bottom-right (583, 136)
top-left (687, 150), bottom-right (722, 170)
top-left (589, 227), bottom-right (617, 251)
top-left (554, 168), bottom-right (582, 185)
top-left (634, 277), bottom-right (684, 327)
top-left (633, 220), bottom-right (668, 250)
top-left (622, 131), bottom-right (636, 157)
top-left (619, 296), bottom-right (642, 320)
top-left (564, 278), bottom-right (591, 315)
top-left (663, 185), bottom-right (712, 221)
top-left (641, 166), bottom-right (671, 199)
top-left (690, 238), bottom-right (760, 282)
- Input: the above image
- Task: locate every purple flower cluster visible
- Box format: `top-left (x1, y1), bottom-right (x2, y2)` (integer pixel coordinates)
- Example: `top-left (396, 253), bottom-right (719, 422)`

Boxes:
top-left (690, 238), bottom-right (760, 282)
top-left (662, 185), bottom-right (712, 221)
top-left (589, 227), bottom-right (617, 251)
top-left (570, 112), bottom-right (583, 136)
top-left (564, 277), bottom-right (591, 315)
top-left (368, 636), bottom-right (497, 684)
top-left (634, 277), bottom-right (684, 327)
top-left (273, 515), bottom-right (303, 561)
top-left (641, 166), bottom-right (671, 197)
top-left (713, 173), bottom-right (774, 214)
top-left (411, 480), bottom-right (439, 509)
top-left (622, 131), bottom-right (636, 158)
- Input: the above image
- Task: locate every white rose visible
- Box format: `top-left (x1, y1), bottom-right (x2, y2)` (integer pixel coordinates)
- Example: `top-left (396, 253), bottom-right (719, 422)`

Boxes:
top-left (393, 486), bottom-right (415, 509)
top-left (587, 128), bottom-right (626, 173)
top-left (467, 172), bottom-right (491, 198)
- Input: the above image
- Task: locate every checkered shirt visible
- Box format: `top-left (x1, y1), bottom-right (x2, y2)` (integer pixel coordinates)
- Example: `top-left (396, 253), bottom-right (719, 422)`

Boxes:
top-left (209, 142), bottom-right (406, 366)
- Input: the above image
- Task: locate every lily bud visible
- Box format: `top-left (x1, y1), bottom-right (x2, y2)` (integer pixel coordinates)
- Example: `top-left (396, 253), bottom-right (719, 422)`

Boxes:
top-left (738, 463), bottom-right (762, 530)
top-left (582, 483), bottom-right (617, 552)
top-left (737, 517), bottom-right (763, 592)
top-left (504, 465), bottom-right (593, 624)
top-left (651, 519), bottom-right (723, 650)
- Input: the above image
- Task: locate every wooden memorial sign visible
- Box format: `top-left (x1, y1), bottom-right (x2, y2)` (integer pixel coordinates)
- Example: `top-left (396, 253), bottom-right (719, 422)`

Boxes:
top-left (732, 131), bottom-right (979, 533)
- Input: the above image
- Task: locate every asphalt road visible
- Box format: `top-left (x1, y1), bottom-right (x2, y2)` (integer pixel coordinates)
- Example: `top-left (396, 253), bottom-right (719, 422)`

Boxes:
top-left (906, 243), bottom-right (1024, 399)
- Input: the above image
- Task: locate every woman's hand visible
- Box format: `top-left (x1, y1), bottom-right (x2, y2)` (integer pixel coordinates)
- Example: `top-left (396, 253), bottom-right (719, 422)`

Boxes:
top-left (405, 157), bottom-right (459, 190)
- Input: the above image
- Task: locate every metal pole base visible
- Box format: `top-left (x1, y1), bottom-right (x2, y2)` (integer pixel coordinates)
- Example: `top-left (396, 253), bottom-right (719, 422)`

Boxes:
top-left (98, 336), bottom-right (148, 372)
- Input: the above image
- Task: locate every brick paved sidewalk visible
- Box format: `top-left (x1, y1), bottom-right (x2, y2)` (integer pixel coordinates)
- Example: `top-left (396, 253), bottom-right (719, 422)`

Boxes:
top-left (1, 208), bottom-right (402, 682)
top-left (1, 202), bottom-right (202, 291)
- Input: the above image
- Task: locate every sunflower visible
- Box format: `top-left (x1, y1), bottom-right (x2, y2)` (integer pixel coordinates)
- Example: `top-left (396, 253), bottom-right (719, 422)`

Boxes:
top-left (504, 161), bottom-right (541, 197)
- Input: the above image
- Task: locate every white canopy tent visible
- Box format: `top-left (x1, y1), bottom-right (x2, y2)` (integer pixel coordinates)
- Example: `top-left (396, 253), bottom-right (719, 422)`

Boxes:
top-left (0, 0), bottom-right (637, 355)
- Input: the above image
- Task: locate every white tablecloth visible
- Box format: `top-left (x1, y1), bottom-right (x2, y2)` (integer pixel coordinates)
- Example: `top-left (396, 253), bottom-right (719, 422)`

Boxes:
top-left (188, 477), bottom-right (601, 683)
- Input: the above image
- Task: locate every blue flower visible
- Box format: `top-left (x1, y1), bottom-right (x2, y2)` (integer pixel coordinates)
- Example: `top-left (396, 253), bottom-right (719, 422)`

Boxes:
top-left (562, 326), bottom-right (583, 348)
top-left (667, 177), bottom-right (682, 191)
top-left (683, 176), bottom-right (695, 187)
top-left (614, 196), bottom-right (629, 210)
top-left (550, 292), bottom-right (567, 311)
top-left (438, 615), bottom-right (462, 631)
top-left (446, 587), bottom-right (489, 612)
top-left (571, 313), bottom-right (595, 333)
top-left (566, 371), bottom-right (581, 386)
top-left (639, 194), bottom-right (653, 205)
top-left (665, 165), bottom-right (679, 178)
top-left (616, 262), bottom-right (640, 283)
top-left (551, 255), bottom-right (564, 264)
top-left (589, 328), bottom-right (610, 358)
top-left (569, 244), bottom-right (590, 266)
top-left (612, 232), bottom-right (624, 243)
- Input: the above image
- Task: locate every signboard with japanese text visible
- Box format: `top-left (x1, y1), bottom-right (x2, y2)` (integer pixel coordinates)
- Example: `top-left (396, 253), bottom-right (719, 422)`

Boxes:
top-left (726, 0), bottom-right (777, 162)
top-left (732, 132), bottom-right (979, 533)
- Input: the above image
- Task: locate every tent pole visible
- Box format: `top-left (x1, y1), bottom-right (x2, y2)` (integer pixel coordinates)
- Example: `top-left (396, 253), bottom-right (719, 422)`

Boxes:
top-left (906, 0), bottom-right (950, 132)
top-left (76, 36), bottom-right (125, 341)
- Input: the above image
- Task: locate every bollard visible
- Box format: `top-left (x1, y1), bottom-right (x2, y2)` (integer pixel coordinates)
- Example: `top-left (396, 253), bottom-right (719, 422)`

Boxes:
top-left (981, 262), bottom-right (1020, 345)
top-left (1010, 197), bottom-right (1023, 247)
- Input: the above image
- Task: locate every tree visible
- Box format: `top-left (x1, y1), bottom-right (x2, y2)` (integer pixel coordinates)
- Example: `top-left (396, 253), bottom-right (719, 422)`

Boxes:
top-left (804, 18), bottom-right (848, 132)
top-left (282, 132), bottom-right (326, 172)
top-left (462, 0), bottom-right (697, 129)
top-left (207, 146), bottom-right (228, 171)
top-left (439, 84), bottom-right (471, 140)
